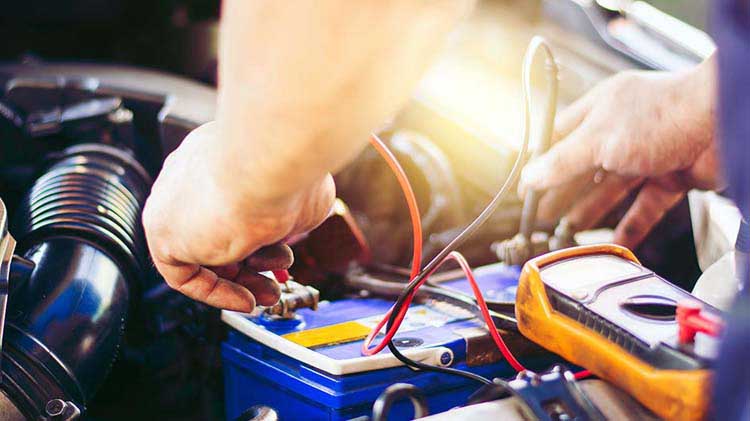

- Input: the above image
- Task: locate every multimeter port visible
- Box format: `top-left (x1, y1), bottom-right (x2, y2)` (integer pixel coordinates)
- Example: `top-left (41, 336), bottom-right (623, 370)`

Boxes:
top-left (619, 295), bottom-right (678, 321)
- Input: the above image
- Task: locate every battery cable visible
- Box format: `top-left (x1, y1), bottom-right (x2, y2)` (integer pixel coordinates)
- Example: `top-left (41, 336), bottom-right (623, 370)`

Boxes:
top-left (361, 37), bottom-right (591, 381)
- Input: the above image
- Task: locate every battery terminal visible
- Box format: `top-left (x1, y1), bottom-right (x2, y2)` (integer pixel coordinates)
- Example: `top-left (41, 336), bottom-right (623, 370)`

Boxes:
top-left (262, 277), bottom-right (320, 319)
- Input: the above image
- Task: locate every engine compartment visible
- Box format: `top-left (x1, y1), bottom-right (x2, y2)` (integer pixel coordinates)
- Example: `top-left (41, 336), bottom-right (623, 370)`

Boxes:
top-left (0, 1), bottom-right (709, 419)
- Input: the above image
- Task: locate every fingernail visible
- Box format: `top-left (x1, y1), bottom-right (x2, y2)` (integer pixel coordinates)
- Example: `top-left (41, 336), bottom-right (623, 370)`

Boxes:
top-left (257, 290), bottom-right (281, 306)
top-left (521, 161), bottom-right (543, 187)
top-left (518, 169), bottom-right (535, 198)
top-left (517, 178), bottom-right (527, 198)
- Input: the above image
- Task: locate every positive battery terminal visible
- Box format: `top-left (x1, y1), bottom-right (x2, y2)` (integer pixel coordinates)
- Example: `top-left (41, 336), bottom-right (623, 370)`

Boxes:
top-left (262, 280), bottom-right (320, 319)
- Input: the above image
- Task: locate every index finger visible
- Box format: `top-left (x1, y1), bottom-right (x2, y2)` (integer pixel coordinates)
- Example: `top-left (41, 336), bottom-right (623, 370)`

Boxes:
top-left (245, 243), bottom-right (294, 271)
top-left (552, 87), bottom-right (597, 143)
top-left (153, 256), bottom-right (257, 313)
top-left (519, 123), bottom-right (600, 194)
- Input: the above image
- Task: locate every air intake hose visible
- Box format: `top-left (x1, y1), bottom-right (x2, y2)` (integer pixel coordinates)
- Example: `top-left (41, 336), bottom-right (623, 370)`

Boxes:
top-left (0, 143), bottom-right (151, 419)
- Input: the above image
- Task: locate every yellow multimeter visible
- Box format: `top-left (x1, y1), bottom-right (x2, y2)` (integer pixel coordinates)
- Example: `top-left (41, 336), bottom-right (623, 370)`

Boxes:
top-left (516, 244), bottom-right (719, 421)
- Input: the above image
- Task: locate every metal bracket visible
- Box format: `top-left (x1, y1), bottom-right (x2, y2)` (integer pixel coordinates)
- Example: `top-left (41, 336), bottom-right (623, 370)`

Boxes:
top-left (45, 399), bottom-right (81, 421)
top-left (509, 366), bottom-right (605, 421)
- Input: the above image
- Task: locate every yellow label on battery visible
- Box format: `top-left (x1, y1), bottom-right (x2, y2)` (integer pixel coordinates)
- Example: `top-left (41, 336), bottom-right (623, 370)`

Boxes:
top-left (283, 321), bottom-right (372, 349)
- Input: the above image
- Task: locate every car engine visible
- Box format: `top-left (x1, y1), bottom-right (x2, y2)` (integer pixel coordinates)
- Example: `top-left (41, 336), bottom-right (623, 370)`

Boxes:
top-left (0, 1), bottom-right (712, 420)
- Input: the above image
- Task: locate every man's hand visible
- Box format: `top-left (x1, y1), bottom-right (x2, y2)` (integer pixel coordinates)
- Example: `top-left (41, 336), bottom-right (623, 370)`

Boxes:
top-left (142, 122), bottom-right (335, 312)
top-left (519, 57), bottom-right (720, 249)
top-left (142, 0), bottom-right (474, 311)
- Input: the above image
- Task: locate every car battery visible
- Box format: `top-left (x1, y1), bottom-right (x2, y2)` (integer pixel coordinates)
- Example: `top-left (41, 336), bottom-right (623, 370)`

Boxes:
top-left (221, 263), bottom-right (549, 421)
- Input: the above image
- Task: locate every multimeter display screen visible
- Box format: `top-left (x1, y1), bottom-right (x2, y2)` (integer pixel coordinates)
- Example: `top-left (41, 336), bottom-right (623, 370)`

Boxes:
top-left (540, 255), bottom-right (644, 292)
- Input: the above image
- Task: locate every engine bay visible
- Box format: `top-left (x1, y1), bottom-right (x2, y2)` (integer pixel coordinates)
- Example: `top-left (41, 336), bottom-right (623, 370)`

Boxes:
top-left (0, 1), bottom-right (719, 420)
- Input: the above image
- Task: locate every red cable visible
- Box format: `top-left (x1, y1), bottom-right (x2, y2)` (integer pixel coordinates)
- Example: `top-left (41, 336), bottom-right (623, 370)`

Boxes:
top-left (453, 252), bottom-right (592, 377)
top-left (361, 248), bottom-right (469, 355)
top-left (362, 133), bottom-right (523, 369)
top-left (368, 134), bottom-right (422, 280)
top-left (363, 133), bottom-right (592, 380)
top-left (362, 133), bottom-right (423, 355)
top-left (446, 251), bottom-right (526, 371)
top-left (460, 249), bottom-right (590, 378)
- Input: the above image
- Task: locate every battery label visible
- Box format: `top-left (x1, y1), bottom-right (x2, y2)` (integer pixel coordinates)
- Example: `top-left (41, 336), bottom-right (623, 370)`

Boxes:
top-left (283, 304), bottom-right (472, 349)
top-left (356, 304), bottom-right (470, 333)
top-left (283, 321), bottom-right (372, 349)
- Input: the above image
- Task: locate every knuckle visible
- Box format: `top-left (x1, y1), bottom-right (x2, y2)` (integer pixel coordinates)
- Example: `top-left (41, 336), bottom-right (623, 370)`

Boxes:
top-left (141, 202), bottom-right (157, 231)
top-left (163, 275), bottom-right (181, 289)
top-left (621, 221), bottom-right (644, 242)
top-left (598, 137), bottom-right (625, 172)
top-left (612, 70), bottom-right (640, 87)
top-left (161, 150), bottom-right (180, 169)
top-left (204, 239), bottom-right (252, 266)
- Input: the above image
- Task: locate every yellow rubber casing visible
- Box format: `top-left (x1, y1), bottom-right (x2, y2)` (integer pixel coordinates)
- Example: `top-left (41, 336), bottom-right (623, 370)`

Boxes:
top-left (515, 244), bottom-right (711, 421)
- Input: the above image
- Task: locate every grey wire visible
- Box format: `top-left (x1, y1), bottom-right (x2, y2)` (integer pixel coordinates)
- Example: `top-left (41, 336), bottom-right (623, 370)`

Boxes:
top-left (386, 34), bottom-right (554, 339)
top-left (519, 39), bottom-right (560, 239)
top-left (384, 36), bottom-right (559, 381)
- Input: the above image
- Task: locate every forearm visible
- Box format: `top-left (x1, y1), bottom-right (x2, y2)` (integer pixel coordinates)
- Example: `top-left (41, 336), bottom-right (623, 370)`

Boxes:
top-left (214, 0), bottom-right (474, 202)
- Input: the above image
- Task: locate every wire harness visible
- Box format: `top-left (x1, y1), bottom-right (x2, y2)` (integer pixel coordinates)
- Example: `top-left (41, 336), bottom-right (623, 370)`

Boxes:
top-left (359, 36), bottom-right (574, 387)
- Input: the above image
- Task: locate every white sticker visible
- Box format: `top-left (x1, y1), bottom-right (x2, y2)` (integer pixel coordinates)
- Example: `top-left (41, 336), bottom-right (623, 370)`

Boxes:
top-left (356, 303), bottom-right (473, 334)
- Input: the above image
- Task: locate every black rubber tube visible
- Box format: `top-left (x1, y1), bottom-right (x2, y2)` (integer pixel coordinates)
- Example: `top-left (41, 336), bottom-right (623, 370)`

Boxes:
top-left (2, 144), bottom-right (150, 418)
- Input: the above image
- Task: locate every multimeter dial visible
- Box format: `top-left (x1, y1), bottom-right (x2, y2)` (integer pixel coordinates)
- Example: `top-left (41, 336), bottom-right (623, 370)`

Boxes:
top-left (540, 254), bottom-right (645, 299)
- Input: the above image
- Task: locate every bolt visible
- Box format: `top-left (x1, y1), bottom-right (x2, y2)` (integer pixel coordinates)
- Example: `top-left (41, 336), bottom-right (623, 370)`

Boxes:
top-left (440, 351), bottom-right (452, 366)
top-left (108, 108), bottom-right (133, 124)
top-left (45, 399), bottom-right (66, 417)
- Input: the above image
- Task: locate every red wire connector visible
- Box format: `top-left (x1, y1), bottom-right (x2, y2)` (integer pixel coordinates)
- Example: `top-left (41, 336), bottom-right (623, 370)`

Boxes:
top-left (273, 270), bottom-right (290, 284)
top-left (676, 301), bottom-right (723, 345)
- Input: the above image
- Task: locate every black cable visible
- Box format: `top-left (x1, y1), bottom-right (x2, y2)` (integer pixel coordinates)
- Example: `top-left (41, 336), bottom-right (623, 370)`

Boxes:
top-left (465, 377), bottom-right (519, 405)
top-left (345, 271), bottom-right (518, 329)
top-left (384, 37), bottom-right (554, 384)
top-left (371, 383), bottom-right (430, 421)
top-left (387, 341), bottom-right (492, 385)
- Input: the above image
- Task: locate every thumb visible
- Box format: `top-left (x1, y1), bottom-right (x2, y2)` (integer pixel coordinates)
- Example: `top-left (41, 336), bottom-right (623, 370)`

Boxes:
top-left (519, 124), bottom-right (599, 194)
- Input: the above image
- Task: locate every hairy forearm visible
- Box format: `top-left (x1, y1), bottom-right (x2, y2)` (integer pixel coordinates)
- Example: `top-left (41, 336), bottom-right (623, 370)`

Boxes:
top-left (213, 0), bottom-right (474, 202)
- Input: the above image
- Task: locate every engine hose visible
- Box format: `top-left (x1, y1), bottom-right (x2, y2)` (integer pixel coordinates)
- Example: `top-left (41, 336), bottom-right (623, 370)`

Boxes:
top-left (0, 143), bottom-right (151, 419)
top-left (17, 143), bottom-right (151, 276)
top-left (371, 383), bottom-right (429, 421)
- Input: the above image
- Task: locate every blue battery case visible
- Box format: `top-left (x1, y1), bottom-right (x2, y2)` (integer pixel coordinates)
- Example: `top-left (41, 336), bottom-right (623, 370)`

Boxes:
top-left (221, 264), bottom-right (548, 420)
